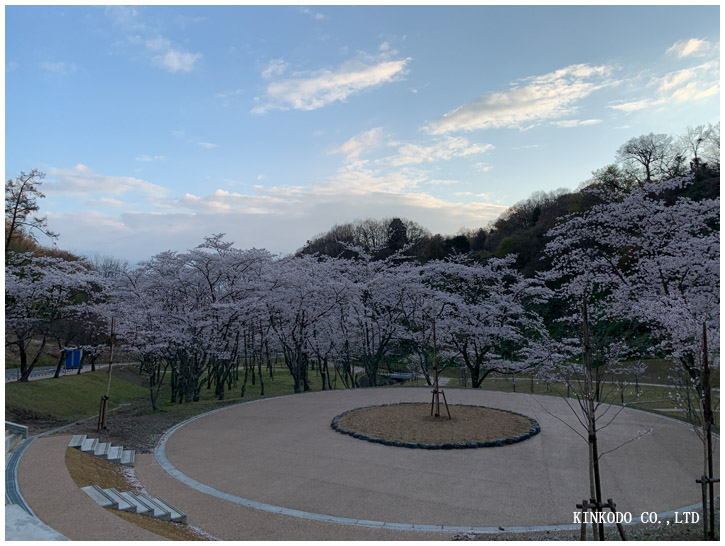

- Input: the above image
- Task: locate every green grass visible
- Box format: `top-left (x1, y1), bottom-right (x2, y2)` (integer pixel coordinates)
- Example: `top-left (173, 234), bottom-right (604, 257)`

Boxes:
top-left (444, 374), bottom-right (719, 428)
top-left (140, 364), bottom-right (340, 418)
top-left (5, 370), bottom-right (148, 422)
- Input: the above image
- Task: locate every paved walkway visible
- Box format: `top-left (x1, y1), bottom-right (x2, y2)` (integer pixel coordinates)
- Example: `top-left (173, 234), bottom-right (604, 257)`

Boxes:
top-left (17, 435), bottom-right (167, 541)
top-left (5, 504), bottom-right (69, 541)
top-left (5, 362), bottom-right (135, 383)
top-left (15, 388), bottom-right (720, 540)
top-left (18, 434), bottom-right (441, 540)
top-left (159, 388), bottom-right (718, 530)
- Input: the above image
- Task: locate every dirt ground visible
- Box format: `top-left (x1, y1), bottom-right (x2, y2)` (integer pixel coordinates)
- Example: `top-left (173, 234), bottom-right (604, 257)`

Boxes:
top-left (337, 403), bottom-right (534, 444)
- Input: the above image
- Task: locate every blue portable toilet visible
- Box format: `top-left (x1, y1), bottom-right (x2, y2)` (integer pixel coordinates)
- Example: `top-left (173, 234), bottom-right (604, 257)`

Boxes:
top-left (64, 348), bottom-right (83, 369)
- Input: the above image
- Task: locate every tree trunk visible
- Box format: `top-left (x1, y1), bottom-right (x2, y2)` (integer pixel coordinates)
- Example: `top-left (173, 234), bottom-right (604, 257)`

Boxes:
top-left (53, 350), bottom-right (66, 379)
top-left (19, 336), bottom-right (48, 382)
top-left (582, 299), bottom-right (604, 541)
top-left (702, 323), bottom-right (715, 540)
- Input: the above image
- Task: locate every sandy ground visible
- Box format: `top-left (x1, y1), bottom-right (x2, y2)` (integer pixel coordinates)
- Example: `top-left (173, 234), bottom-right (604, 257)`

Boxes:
top-left (337, 402), bottom-right (533, 444)
top-left (161, 387), bottom-right (719, 529)
top-left (16, 387), bottom-right (720, 541)
top-left (17, 435), bottom-right (166, 541)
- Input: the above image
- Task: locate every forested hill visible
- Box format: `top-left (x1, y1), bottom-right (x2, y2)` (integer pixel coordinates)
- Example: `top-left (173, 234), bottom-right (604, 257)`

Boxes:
top-left (298, 127), bottom-right (720, 278)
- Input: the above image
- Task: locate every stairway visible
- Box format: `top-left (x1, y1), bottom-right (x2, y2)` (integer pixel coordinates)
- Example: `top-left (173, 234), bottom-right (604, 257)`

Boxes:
top-left (5, 430), bottom-right (24, 457)
top-left (81, 485), bottom-right (186, 523)
top-left (68, 435), bottom-right (135, 467)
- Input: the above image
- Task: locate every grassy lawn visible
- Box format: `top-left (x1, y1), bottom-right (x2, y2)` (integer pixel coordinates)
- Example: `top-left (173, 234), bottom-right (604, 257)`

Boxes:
top-left (5, 361), bottom-right (340, 426)
top-left (146, 364), bottom-right (338, 418)
top-left (5, 369), bottom-right (148, 422)
top-left (6, 356), bottom-right (718, 435)
top-left (442, 375), bottom-right (720, 429)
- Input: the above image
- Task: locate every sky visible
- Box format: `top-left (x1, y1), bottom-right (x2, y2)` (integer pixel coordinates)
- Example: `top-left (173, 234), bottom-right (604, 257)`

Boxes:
top-left (5, 4), bottom-right (721, 262)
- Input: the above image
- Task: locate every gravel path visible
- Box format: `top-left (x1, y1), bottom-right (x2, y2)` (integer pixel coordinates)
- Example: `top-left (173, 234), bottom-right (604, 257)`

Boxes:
top-left (160, 388), bottom-right (718, 530)
top-left (17, 435), bottom-right (166, 541)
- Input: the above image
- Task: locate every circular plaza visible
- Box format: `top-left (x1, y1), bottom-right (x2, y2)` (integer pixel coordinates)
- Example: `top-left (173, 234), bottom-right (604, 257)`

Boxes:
top-left (157, 387), bottom-right (717, 530)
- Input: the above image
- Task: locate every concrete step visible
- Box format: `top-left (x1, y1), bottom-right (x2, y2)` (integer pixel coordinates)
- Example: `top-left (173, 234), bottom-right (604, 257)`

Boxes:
top-left (68, 435), bottom-right (86, 449)
top-left (80, 438), bottom-right (98, 453)
top-left (120, 449), bottom-right (135, 467)
top-left (149, 497), bottom-right (187, 523)
top-left (81, 485), bottom-right (117, 509)
top-left (117, 491), bottom-right (151, 516)
top-left (106, 445), bottom-right (123, 462)
top-left (136, 495), bottom-right (171, 521)
top-left (101, 488), bottom-right (134, 512)
top-left (5, 432), bottom-right (23, 455)
top-left (93, 442), bottom-right (109, 458)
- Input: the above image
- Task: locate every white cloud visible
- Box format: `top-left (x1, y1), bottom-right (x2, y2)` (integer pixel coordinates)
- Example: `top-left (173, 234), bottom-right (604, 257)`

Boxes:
top-left (175, 14), bottom-right (206, 28)
top-left (41, 61), bottom-right (77, 74)
top-left (44, 158), bottom-right (508, 261)
top-left (425, 64), bottom-right (612, 134)
top-left (85, 197), bottom-right (125, 208)
top-left (379, 42), bottom-right (390, 52)
top-left (197, 142), bottom-right (218, 149)
top-left (474, 162), bottom-right (493, 172)
top-left (389, 136), bottom-right (494, 166)
top-left (46, 164), bottom-right (168, 200)
top-left (153, 48), bottom-right (201, 73)
top-left (331, 128), bottom-right (385, 160)
top-left (667, 38), bottom-right (711, 58)
top-left (262, 58), bottom-right (289, 79)
top-left (550, 118), bottom-right (602, 128)
top-left (672, 81), bottom-right (719, 102)
top-left (105, 6), bottom-right (144, 31)
top-left (112, 26), bottom-right (201, 74)
top-left (252, 55), bottom-right (411, 113)
top-left (299, 7), bottom-right (326, 20)
top-left (610, 60), bottom-right (719, 113)
top-left (135, 154), bottom-right (165, 162)
top-left (657, 68), bottom-right (696, 92)
top-left (608, 97), bottom-right (667, 112)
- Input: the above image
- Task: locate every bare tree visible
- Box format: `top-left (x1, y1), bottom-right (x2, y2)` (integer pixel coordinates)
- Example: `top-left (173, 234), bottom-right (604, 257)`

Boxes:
top-left (616, 133), bottom-right (674, 185)
top-left (5, 169), bottom-right (57, 251)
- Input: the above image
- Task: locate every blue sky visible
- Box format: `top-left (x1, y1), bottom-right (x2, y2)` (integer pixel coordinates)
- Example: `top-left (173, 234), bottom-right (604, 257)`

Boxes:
top-left (5, 5), bottom-right (720, 261)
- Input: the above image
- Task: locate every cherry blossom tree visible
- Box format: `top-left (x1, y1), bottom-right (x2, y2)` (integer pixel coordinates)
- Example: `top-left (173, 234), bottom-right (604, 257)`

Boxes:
top-left (543, 174), bottom-right (719, 537)
top-left (423, 256), bottom-right (550, 388)
top-left (5, 252), bottom-right (105, 381)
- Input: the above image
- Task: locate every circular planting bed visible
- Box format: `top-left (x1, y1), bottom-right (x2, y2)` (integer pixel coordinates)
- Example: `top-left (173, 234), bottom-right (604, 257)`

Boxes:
top-left (331, 402), bottom-right (540, 448)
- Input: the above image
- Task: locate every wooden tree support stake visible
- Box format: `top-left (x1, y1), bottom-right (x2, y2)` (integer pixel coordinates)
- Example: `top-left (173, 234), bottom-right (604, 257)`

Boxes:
top-left (696, 476), bottom-right (720, 540)
top-left (575, 498), bottom-right (627, 541)
top-left (429, 319), bottom-right (451, 419)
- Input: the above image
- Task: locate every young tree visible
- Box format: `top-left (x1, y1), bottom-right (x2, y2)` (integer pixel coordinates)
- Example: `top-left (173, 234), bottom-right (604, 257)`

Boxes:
top-left (544, 174), bottom-right (719, 535)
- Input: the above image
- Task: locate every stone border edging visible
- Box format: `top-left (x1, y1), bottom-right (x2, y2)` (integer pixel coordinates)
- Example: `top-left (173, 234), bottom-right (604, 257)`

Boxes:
top-left (5, 437), bottom-right (37, 514)
top-left (153, 388), bottom-right (717, 534)
top-left (330, 402), bottom-right (541, 449)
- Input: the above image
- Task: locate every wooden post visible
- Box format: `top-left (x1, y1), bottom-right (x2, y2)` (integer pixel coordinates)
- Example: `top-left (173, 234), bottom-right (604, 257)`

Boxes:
top-left (576, 501), bottom-right (587, 541)
top-left (697, 476), bottom-right (708, 541)
top-left (701, 323), bottom-right (715, 540)
top-left (607, 498), bottom-right (627, 540)
top-left (429, 319), bottom-right (450, 419)
top-left (97, 317), bottom-right (115, 431)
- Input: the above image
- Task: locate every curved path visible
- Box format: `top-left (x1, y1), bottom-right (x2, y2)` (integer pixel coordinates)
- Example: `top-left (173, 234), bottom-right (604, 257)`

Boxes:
top-left (159, 387), bottom-right (718, 530)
